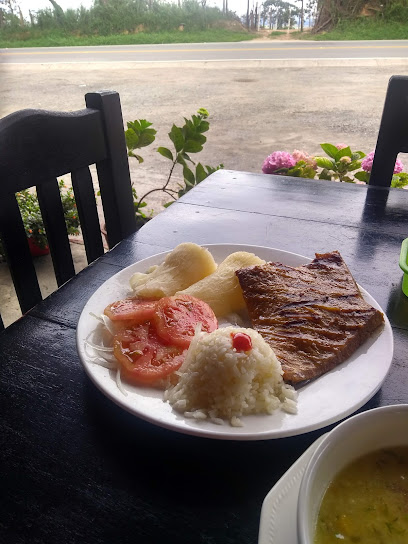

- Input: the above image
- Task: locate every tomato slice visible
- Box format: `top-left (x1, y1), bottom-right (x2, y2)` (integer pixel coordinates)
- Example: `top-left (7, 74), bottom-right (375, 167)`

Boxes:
top-left (104, 297), bottom-right (159, 323)
top-left (113, 322), bottom-right (185, 385)
top-left (153, 294), bottom-right (218, 349)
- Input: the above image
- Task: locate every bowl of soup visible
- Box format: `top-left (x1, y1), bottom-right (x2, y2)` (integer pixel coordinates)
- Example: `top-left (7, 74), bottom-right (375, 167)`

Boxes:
top-left (297, 404), bottom-right (408, 544)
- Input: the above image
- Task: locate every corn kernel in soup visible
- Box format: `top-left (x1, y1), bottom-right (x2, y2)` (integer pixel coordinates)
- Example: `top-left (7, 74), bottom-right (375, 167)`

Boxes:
top-left (315, 447), bottom-right (408, 544)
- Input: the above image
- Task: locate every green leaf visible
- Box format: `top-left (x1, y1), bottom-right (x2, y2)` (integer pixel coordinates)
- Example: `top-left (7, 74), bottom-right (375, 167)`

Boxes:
top-left (184, 140), bottom-right (203, 153)
top-left (197, 120), bottom-right (210, 133)
top-left (196, 163), bottom-right (207, 183)
top-left (181, 152), bottom-right (193, 163)
top-left (354, 151), bottom-right (366, 159)
top-left (348, 161), bottom-right (361, 171)
top-left (137, 132), bottom-right (156, 148)
top-left (157, 147), bottom-right (174, 161)
top-left (287, 167), bottom-right (302, 177)
top-left (183, 165), bottom-right (195, 185)
top-left (354, 171), bottom-right (370, 182)
top-left (138, 119), bottom-right (154, 130)
top-left (303, 166), bottom-right (317, 179)
top-left (163, 201), bottom-right (174, 208)
top-left (169, 125), bottom-right (185, 153)
top-left (342, 176), bottom-right (354, 183)
top-left (319, 169), bottom-right (332, 181)
top-left (190, 132), bottom-right (207, 145)
top-left (320, 143), bottom-right (339, 159)
top-left (334, 146), bottom-right (352, 161)
top-left (315, 157), bottom-right (334, 169)
top-left (125, 128), bottom-right (139, 150)
top-left (176, 154), bottom-right (186, 166)
top-left (127, 120), bottom-right (141, 132)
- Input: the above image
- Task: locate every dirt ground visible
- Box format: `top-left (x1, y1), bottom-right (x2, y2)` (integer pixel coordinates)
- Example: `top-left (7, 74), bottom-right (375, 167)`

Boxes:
top-left (1, 57), bottom-right (408, 326)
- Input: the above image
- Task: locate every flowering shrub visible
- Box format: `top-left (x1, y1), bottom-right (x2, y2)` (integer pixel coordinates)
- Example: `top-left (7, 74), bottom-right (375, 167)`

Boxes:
top-left (0, 180), bottom-right (80, 259)
top-left (262, 151), bottom-right (296, 174)
top-left (262, 143), bottom-right (408, 189)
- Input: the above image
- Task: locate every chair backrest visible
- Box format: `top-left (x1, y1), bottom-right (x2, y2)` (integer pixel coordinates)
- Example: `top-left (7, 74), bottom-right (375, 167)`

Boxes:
top-left (0, 90), bottom-right (136, 329)
top-left (369, 75), bottom-right (408, 187)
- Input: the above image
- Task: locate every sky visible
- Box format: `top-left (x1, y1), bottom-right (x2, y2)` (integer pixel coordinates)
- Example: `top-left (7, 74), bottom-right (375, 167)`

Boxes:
top-left (19, 0), bottom-right (254, 19)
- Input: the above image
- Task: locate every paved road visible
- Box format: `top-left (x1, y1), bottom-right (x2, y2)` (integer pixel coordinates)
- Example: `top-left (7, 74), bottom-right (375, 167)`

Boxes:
top-left (1, 39), bottom-right (408, 63)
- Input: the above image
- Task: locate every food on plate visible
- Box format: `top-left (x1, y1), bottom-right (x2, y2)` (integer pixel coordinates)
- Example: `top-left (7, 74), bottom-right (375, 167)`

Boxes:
top-left (129, 242), bottom-right (217, 298)
top-left (236, 251), bottom-right (384, 383)
top-left (315, 446), bottom-right (408, 544)
top-left (110, 294), bottom-right (218, 385)
top-left (177, 251), bottom-right (265, 316)
top-left (164, 326), bottom-right (297, 427)
top-left (113, 323), bottom-right (186, 385)
top-left (104, 297), bottom-right (159, 323)
top-left (153, 294), bottom-right (218, 349)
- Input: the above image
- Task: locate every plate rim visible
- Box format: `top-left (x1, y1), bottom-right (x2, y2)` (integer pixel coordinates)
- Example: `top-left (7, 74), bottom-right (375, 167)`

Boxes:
top-left (76, 243), bottom-right (394, 441)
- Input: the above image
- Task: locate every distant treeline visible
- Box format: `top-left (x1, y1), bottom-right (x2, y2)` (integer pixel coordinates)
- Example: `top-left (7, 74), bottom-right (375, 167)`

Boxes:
top-left (0, 0), bottom-right (240, 36)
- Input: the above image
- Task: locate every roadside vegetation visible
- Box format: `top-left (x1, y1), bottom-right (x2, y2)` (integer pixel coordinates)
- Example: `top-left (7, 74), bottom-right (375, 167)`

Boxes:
top-left (0, 0), bottom-right (408, 47)
top-left (0, 29), bottom-right (253, 48)
top-left (0, 0), bottom-right (252, 48)
top-left (310, 19), bottom-right (408, 40)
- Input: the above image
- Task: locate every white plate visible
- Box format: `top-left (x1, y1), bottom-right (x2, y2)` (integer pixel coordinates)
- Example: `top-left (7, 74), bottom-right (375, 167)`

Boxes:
top-left (76, 244), bottom-right (394, 441)
top-left (258, 433), bottom-right (328, 544)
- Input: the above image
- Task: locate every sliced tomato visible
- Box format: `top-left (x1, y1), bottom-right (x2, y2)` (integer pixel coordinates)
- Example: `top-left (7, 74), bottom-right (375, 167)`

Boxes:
top-left (153, 294), bottom-right (218, 349)
top-left (104, 297), bottom-right (159, 323)
top-left (113, 322), bottom-right (185, 385)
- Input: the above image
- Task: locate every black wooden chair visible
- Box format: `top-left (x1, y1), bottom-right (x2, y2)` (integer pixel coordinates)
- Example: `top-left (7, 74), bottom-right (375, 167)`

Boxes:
top-left (0, 90), bottom-right (137, 330)
top-left (369, 75), bottom-right (408, 187)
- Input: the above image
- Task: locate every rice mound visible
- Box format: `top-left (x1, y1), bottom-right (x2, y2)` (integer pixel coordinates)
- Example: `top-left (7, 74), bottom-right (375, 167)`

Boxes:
top-left (164, 326), bottom-right (297, 427)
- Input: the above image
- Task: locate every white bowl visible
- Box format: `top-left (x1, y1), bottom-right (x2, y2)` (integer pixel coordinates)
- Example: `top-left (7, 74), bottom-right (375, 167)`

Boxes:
top-left (297, 404), bottom-right (408, 544)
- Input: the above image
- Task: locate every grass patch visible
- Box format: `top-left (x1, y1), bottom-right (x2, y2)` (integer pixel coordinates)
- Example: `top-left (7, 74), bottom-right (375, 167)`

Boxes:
top-left (307, 19), bottom-right (408, 40)
top-left (268, 31), bottom-right (287, 38)
top-left (0, 29), bottom-right (255, 48)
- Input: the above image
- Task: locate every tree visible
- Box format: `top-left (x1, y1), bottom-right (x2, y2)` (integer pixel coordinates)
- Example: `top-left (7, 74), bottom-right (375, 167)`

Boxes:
top-left (262, 0), bottom-right (299, 30)
top-left (0, 0), bottom-right (22, 27)
top-left (48, 0), bottom-right (65, 23)
top-left (312, 0), bottom-right (391, 33)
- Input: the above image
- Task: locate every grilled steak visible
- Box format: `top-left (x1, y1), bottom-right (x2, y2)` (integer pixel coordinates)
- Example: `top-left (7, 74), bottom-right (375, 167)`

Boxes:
top-left (236, 251), bottom-right (384, 383)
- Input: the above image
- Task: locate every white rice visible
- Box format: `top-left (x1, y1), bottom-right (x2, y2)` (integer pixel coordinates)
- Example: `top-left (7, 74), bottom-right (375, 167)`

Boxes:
top-left (164, 326), bottom-right (297, 427)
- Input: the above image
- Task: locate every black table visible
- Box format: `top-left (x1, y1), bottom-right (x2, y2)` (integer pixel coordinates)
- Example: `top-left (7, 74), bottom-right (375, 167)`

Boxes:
top-left (1, 171), bottom-right (407, 544)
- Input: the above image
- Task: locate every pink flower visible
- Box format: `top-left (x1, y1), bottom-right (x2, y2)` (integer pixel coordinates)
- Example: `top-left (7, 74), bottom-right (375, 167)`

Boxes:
top-left (362, 151), bottom-right (404, 174)
top-left (361, 151), bottom-right (374, 172)
top-left (394, 158), bottom-right (404, 174)
top-left (292, 149), bottom-right (318, 169)
top-left (262, 151), bottom-right (296, 174)
top-left (292, 149), bottom-right (308, 162)
top-left (336, 144), bottom-right (347, 150)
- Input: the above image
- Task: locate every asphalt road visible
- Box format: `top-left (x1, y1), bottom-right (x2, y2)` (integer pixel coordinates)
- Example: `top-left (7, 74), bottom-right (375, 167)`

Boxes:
top-left (2, 39), bottom-right (408, 63)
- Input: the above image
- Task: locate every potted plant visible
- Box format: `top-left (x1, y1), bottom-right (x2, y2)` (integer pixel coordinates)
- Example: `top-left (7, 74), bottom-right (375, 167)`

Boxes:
top-left (0, 180), bottom-right (80, 260)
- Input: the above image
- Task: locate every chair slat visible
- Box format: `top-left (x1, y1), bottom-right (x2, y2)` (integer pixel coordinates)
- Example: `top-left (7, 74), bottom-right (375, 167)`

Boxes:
top-left (71, 166), bottom-right (104, 264)
top-left (36, 180), bottom-right (75, 287)
top-left (86, 92), bottom-right (136, 248)
top-left (0, 194), bottom-right (42, 313)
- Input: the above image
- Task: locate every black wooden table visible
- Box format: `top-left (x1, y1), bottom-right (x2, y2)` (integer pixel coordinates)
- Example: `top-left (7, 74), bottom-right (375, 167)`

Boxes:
top-left (1, 171), bottom-right (407, 544)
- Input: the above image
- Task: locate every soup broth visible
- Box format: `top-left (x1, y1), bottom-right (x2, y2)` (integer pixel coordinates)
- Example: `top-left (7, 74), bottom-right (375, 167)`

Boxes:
top-left (315, 447), bottom-right (408, 544)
